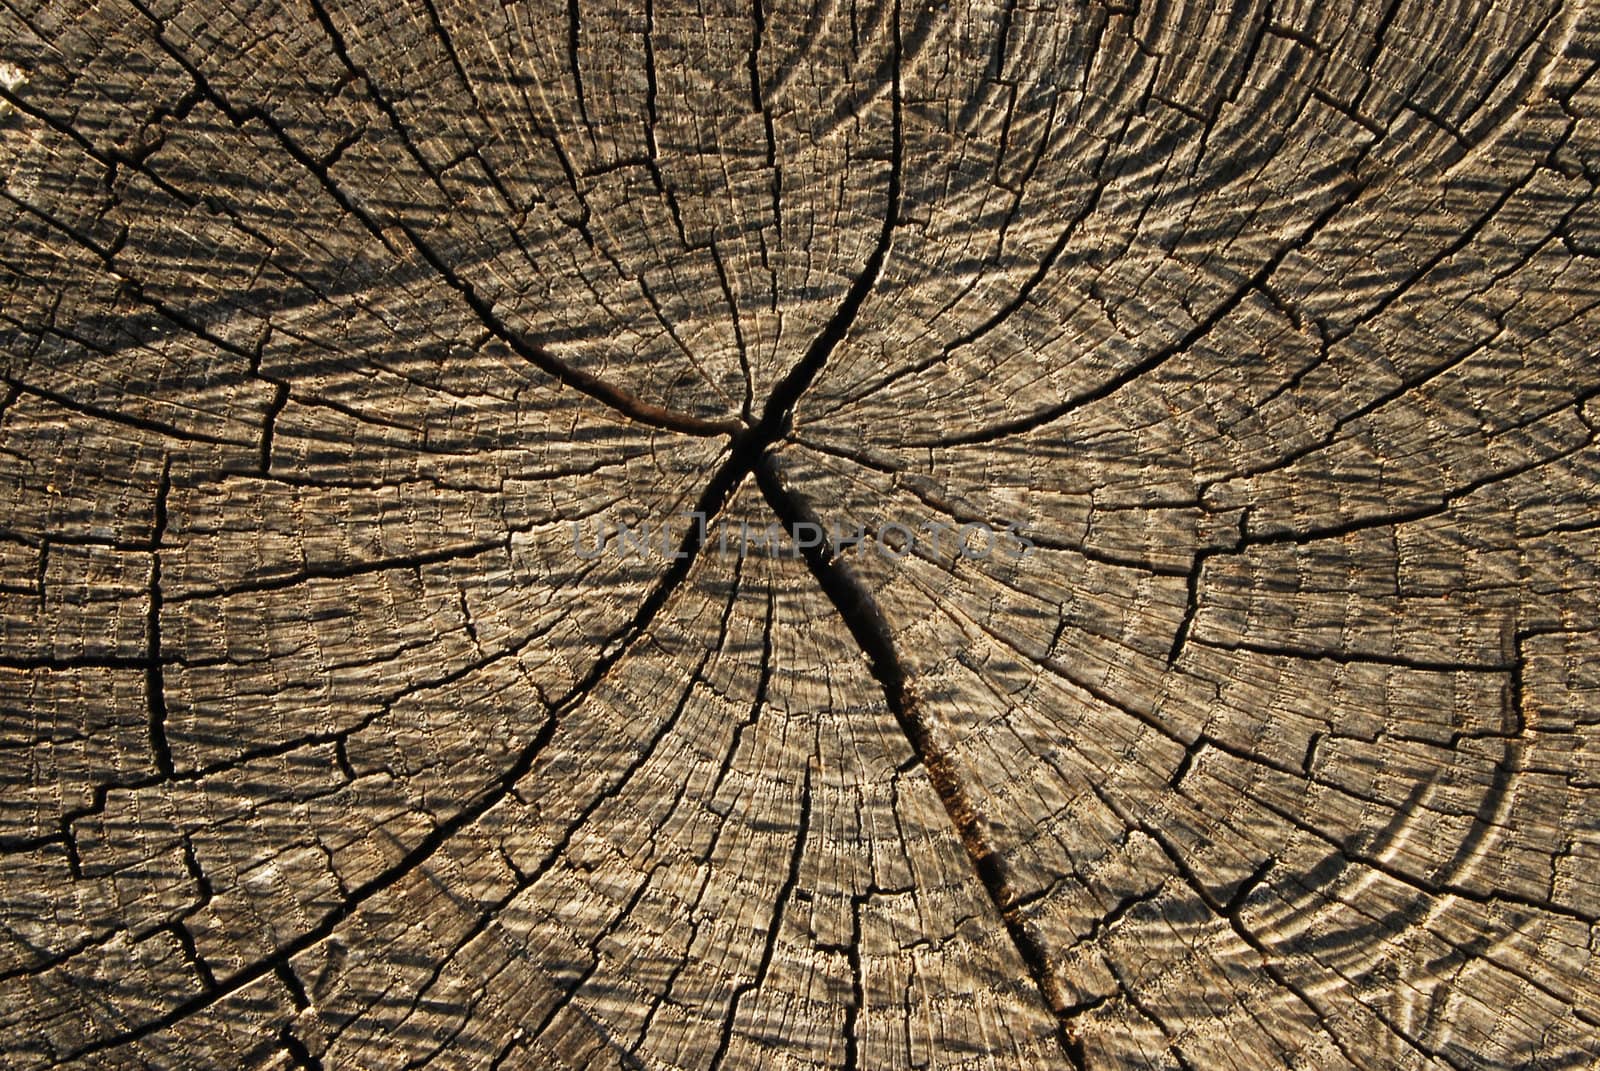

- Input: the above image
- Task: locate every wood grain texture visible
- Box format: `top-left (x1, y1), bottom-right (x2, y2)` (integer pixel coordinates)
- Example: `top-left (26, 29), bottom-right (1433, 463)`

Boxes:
top-left (3, 0), bottom-right (1599, 1067)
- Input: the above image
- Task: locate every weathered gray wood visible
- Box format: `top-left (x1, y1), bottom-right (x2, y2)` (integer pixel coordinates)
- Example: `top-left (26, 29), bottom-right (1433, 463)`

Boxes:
top-left (2, 0), bottom-right (1598, 1067)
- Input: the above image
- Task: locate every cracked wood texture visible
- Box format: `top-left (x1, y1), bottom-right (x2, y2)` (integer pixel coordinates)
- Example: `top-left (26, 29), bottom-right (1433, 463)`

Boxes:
top-left (3, 0), bottom-right (1600, 1067)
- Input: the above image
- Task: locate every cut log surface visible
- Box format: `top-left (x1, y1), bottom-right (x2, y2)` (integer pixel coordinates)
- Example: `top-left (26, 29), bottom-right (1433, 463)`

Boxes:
top-left (3, 0), bottom-right (1600, 1068)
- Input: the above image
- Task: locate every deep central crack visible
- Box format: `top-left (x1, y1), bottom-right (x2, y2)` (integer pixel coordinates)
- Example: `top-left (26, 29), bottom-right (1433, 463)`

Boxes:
top-left (753, 453), bottom-right (1087, 1068)
top-left (563, 3), bottom-right (1085, 1062)
top-left (564, 1), bottom-right (1083, 1061)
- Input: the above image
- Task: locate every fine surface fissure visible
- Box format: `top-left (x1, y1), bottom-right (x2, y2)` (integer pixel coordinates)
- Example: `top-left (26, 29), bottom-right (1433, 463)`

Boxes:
top-left (6, 1), bottom-right (1599, 1067)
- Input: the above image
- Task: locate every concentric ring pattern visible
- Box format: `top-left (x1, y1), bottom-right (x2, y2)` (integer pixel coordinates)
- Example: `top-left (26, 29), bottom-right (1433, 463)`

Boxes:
top-left (3, 0), bottom-right (1599, 1068)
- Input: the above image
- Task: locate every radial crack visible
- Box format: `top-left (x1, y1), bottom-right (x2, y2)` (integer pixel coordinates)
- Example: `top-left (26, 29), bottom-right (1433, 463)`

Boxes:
top-left (754, 449), bottom-right (1088, 1069)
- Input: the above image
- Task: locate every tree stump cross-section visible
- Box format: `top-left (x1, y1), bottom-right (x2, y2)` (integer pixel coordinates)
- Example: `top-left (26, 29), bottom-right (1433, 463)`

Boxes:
top-left (3, 0), bottom-right (1600, 1068)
